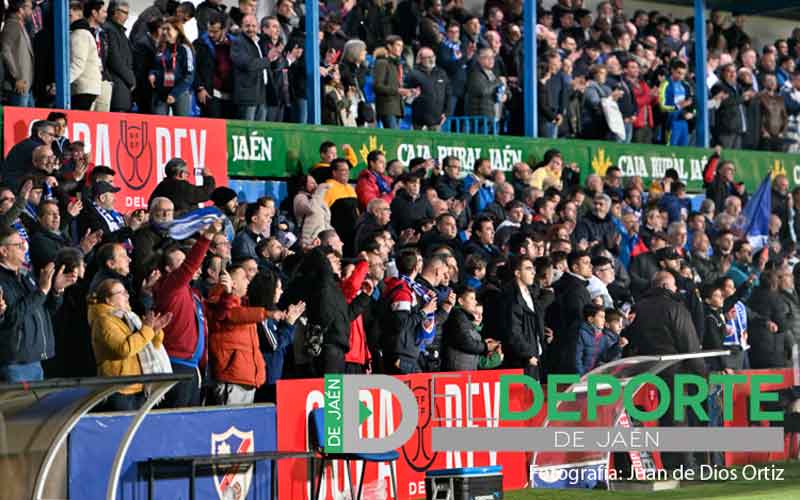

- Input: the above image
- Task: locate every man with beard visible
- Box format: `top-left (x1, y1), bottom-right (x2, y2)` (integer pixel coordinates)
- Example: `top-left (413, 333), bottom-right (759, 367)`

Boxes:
top-left (132, 196), bottom-right (174, 285)
top-left (194, 13), bottom-right (236, 118)
top-left (211, 186), bottom-right (239, 241)
top-left (406, 47), bottom-right (450, 131)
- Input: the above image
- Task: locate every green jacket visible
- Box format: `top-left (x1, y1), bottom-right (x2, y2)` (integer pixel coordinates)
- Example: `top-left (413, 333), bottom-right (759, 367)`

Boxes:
top-left (372, 56), bottom-right (404, 117)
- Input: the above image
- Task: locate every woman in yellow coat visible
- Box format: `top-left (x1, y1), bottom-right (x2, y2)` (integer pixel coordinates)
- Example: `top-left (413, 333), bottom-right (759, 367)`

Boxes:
top-left (89, 279), bottom-right (172, 411)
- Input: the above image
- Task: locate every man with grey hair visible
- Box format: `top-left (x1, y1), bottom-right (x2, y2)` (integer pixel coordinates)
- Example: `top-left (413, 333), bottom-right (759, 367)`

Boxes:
top-left (4, 120), bottom-right (57, 190)
top-left (465, 47), bottom-right (506, 124)
top-left (104, 1), bottom-right (135, 111)
top-left (132, 197), bottom-right (175, 285)
top-left (406, 46), bottom-right (450, 130)
top-left (574, 193), bottom-right (617, 251)
top-left (667, 221), bottom-right (688, 255)
top-left (484, 182), bottom-right (514, 223)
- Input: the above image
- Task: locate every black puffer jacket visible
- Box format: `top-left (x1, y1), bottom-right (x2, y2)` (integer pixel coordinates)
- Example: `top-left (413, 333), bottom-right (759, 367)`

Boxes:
top-left (624, 287), bottom-right (706, 377)
top-left (748, 287), bottom-right (791, 369)
top-left (443, 307), bottom-right (487, 371)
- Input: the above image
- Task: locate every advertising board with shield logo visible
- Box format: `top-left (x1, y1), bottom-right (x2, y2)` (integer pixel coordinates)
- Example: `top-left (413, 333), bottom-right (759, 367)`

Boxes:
top-left (2, 107), bottom-right (227, 212)
top-left (276, 370), bottom-right (531, 499)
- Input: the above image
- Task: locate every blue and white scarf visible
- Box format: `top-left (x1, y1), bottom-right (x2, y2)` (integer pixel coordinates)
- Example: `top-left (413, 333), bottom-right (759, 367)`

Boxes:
top-left (11, 220), bottom-right (30, 267)
top-left (155, 206), bottom-right (224, 241)
top-left (94, 202), bottom-right (125, 233)
top-left (724, 301), bottom-right (747, 347)
top-left (401, 275), bottom-right (436, 352)
top-left (372, 171), bottom-right (392, 195)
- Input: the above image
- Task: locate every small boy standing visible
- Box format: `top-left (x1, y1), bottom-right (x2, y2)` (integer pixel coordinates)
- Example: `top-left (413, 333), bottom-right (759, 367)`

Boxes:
top-left (575, 305), bottom-right (628, 375)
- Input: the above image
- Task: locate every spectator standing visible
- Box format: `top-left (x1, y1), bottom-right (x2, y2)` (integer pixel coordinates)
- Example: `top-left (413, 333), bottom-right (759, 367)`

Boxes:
top-left (148, 17), bottom-right (195, 116)
top-left (232, 14), bottom-right (270, 120)
top-left (153, 227), bottom-right (214, 408)
top-left (69, 1), bottom-right (105, 110)
top-left (758, 74), bottom-right (788, 151)
top-left (548, 250), bottom-right (592, 373)
top-left (659, 59), bottom-right (693, 146)
top-left (437, 21), bottom-right (474, 116)
top-left (443, 285), bottom-right (500, 371)
top-left (206, 266), bottom-right (270, 405)
top-left (104, 1), bottom-right (135, 112)
top-left (712, 64), bottom-right (755, 149)
top-left (88, 278), bottom-right (171, 410)
top-left (130, 0), bottom-right (171, 43)
top-left (232, 202), bottom-right (271, 261)
top-left (194, 13), bottom-right (235, 118)
top-left (261, 16), bottom-right (293, 122)
top-left (132, 18), bottom-right (161, 115)
top-left (501, 255), bottom-right (546, 379)
top-left (324, 159), bottom-right (360, 257)
top-left (406, 47), bottom-right (450, 131)
top-left (1, 0), bottom-right (35, 107)
top-left (465, 48), bottom-right (506, 129)
top-left (373, 35), bottom-right (415, 129)
top-left (149, 158), bottom-right (216, 214)
top-left (195, 0), bottom-right (227, 34)
top-left (390, 171), bottom-right (434, 233)
top-left (2, 120), bottom-right (56, 190)
top-left (0, 226), bottom-right (77, 382)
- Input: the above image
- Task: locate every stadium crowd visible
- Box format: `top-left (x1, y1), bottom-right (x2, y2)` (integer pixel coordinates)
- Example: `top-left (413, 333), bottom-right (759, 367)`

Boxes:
top-left (4, 0), bottom-right (800, 147)
top-left (0, 110), bottom-right (799, 428)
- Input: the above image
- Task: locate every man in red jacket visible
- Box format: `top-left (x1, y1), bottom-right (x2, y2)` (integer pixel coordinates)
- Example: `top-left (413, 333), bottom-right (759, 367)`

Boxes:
top-left (154, 223), bottom-right (217, 408)
top-left (355, 150), bottom-right (400, 211)
top-left (206, 266), bottom-right (270, 405)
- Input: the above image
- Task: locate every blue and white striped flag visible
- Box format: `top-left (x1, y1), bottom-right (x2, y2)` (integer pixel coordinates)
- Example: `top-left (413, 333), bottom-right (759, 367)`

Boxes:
top-left (156, 206), bottom-right (225, 240)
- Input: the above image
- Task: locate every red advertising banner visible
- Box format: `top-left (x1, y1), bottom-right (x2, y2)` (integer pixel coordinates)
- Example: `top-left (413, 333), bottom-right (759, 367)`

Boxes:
top-left (276, 370), bottom-right (532, 500)
top-left (2, 107), bottom-right (228, 212)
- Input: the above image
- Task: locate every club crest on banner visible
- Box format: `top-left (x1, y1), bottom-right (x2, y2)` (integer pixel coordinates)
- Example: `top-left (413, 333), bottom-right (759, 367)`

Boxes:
top-left (401, 380), bottom-right (439, 471)
top-left (116, 120), bottom-right (154, 190)
top-left (211, 426), bottom-right (254, 500)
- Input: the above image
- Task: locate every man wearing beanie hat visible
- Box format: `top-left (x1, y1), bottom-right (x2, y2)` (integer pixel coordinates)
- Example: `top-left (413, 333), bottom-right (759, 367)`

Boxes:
top-left (211, 187), bottom-right (239, 241)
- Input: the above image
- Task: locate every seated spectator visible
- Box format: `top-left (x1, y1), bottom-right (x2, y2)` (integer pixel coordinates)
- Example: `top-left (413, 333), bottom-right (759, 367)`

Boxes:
top-left (356, 150), bottom-right (396, 211)
top-left (88, 278), bottom-right (172, 411)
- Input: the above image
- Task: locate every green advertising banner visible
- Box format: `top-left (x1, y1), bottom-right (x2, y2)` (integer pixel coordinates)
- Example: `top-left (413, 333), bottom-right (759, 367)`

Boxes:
top-left (226, 120), bottom-right (800, 193)
top-left (226, 120), bottom-right (590, 180)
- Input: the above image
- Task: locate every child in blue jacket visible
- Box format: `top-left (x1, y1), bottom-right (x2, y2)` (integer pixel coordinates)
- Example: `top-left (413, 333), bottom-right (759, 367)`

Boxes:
top-left (575, 305), bottom-right (627, 375)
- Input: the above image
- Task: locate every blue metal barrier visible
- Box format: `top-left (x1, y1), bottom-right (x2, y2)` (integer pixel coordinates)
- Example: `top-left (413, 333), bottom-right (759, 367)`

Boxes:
top-left (442, 116), bottom-right (502, 135)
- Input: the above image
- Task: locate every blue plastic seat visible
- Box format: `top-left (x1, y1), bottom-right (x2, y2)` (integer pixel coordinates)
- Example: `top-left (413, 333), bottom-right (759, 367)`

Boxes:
top-left (309, 407), bottom-right (399, 499)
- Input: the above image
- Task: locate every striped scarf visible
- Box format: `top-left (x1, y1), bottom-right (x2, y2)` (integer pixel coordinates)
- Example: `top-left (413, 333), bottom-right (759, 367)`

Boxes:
top-left (11, 220), bottom-right (30, 267)
top-left (155, 206), bottom-right (224, 241)
top-left (94, 202), bottom-right (125, 233)
top-left (401, 275), bottom-right (436, 352)
top-left (724, 301), bottom-right (747, 347)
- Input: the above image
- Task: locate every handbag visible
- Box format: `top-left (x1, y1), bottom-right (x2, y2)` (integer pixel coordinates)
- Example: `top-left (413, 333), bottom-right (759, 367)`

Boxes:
top-left (303, 317), bottom-right (330, 358)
